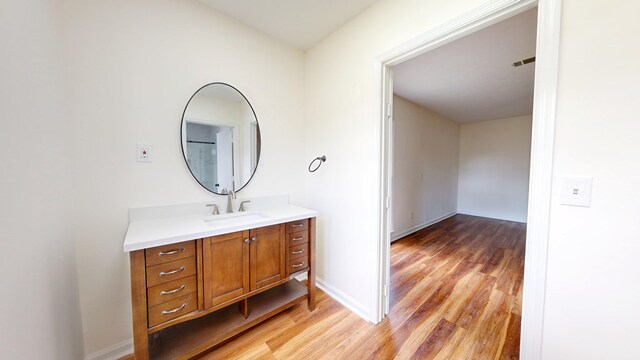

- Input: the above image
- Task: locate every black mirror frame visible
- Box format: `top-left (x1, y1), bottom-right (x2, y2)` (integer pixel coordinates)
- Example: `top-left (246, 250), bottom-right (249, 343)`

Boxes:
top-left (180, 82), bottom-right (261, 195)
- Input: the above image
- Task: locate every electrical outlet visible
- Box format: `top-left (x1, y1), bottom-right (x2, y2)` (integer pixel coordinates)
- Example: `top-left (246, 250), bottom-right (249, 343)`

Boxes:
top-left (410, 211), bottom-right (415, 220)
top-left (137, 143), bottom-right (152, 163)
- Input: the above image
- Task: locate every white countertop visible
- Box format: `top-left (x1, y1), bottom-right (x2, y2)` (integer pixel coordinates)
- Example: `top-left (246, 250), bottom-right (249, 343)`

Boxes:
top-left (123, 203), bottom-right (318, 252)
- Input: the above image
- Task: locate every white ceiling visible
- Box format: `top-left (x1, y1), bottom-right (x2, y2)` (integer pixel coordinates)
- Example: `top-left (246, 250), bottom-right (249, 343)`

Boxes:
top-left (393, 8), bottom-right (538, 124)
top-left (198, 0), bottom-right (378, 50)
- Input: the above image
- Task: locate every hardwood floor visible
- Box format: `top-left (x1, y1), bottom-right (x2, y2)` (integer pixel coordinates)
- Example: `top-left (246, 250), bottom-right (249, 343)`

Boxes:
top-left (129, 214), bottom-right (525, 359)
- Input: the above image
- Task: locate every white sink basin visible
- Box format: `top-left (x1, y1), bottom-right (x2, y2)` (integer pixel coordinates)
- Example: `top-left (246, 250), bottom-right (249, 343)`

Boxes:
top-left (203, 212), bottom-right (267, 227)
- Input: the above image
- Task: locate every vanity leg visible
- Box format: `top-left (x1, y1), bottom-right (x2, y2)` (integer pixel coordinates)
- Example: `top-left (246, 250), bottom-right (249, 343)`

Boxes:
top-left (130, 250), bottom-right (150, 360)
top-left (308, 217), bottom-right (316, 311)
top-left (239, 298), bottom-right (249, 319)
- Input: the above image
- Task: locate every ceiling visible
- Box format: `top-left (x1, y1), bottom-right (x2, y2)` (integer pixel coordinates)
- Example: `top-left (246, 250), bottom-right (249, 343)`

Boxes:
top-left (393, 8), bottom-right (538, 124)
top-left (198, 0), bottom-right (378, 50)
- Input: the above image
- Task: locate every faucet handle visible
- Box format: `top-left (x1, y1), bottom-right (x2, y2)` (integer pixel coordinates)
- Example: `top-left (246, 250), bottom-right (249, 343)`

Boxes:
top-left (206, 203), bottom-right (220, 215)
top-left (238, 200), bottom-right (250, 212)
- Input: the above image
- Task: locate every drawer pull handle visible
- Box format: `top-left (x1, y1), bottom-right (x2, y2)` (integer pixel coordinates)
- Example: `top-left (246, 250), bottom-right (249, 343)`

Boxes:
top-left (159, 248), bottom-right (185, 256)
top-left (292, 262), bottom-right (305, 268)
top-left (160, 285), bottom-right (186, 296)
top-left (292, 237), bottom-right (304, 241)
top-left (292, 223), bottom-right (304, 228)
top-left (161, 303), bottom-right (187, 315)
top-left (292, 250), bottom-right (304, 255)
top-left (159, 266), bottom-right (185, 277)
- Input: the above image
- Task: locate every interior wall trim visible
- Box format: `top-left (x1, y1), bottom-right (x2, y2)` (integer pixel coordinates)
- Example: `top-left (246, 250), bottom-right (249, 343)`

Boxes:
top-left (373, 1), bottom-right (561, 359)
top-left (84, 338), bottom-right (133, 360)
top-left (455, 211), bottom-right (528, 224)
top-left (519, 0), bottom-right (562, 358)
top-left (390, 212), bottom-right (457, 242)
top-left (316, 277), bottom-right (371, 322)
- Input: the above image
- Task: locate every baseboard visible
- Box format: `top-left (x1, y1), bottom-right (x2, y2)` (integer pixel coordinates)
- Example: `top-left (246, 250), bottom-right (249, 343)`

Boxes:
top-left (456, 211), bottom-right (527, 224)
top-left (391, 212), bottom-right (457, 242)
top-left (295, 272), bottom-right (308, 281)
top-left (315, 277), bottom-right (371, 322)
top-left (84, 338), bottom-right (133, 360)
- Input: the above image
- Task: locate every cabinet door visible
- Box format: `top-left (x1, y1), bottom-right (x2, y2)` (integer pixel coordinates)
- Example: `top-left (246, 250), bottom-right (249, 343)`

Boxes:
top-left (203, 230), bottom-right (249, 308)
top-left (249, 224), bottom-right (286, 291)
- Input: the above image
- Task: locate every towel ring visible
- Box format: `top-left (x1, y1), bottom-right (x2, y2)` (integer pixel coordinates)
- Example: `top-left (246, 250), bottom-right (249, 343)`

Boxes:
top-left (308, 156), bottom-right (326, 173)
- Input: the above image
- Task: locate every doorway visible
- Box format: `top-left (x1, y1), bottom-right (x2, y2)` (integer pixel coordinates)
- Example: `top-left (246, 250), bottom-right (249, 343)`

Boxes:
top-left (374, 0), bottom-right (561, 358)
top-left (185, 122), bottom-right (237, 193)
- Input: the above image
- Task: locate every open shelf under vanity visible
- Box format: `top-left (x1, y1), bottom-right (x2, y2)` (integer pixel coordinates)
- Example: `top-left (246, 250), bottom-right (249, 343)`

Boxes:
top-left (149, 280), bottom-right (308, 360)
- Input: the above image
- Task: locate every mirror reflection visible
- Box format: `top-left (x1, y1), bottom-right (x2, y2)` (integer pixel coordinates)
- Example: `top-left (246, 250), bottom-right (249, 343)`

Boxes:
top-left (181, 83), bottom-right (261, 194)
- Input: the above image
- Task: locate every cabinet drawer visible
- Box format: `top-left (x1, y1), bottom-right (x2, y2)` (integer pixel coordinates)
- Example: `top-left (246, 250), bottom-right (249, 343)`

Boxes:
top-left (145, 241), bottom-right (195, 267)
top-left (287, 230), bottom-right (308, 246)
top-left (146, 257), bottom-right (196, 287)
top-left (287, 257), bottom-right (309, 274)
top-left (286, 219), bottom-right (309, 233)
top-left (148, 292), bottom-right (197, 328)
top-left (147, 275), bottom-right (197, 307)
top-left (288, 243), bottom-right (308, 260)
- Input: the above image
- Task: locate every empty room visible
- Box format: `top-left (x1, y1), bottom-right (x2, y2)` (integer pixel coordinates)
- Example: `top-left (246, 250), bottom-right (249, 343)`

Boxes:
top-left (386, 8), bottom-right (536, 358)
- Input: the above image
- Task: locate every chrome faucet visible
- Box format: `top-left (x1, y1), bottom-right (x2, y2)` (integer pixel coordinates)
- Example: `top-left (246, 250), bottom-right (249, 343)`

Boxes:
top-left (238, 200), bottom-right (250, 212)
top-left (226, 190), bottom-right (236, 213)
top-left (206, 203), bottom-right (220, 215)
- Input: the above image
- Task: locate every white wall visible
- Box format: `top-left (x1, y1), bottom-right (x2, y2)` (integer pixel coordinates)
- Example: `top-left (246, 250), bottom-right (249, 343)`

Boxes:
top-left (391, 96), bottom-right (459, 240)
top-left (304, 0), bottom-right (494, 320)
top-left (541, 1), bottom-right (640, 359)
top-left (59, 0), bottom-right (306, 355)
top-left (305, 0), bottom-right (640, 358)
top-left (304, 0), bottom-right (496, 318)
top-left (0, 0), bottom-right (84, 358)
top-left (458, 115), bottom-right (532, 222)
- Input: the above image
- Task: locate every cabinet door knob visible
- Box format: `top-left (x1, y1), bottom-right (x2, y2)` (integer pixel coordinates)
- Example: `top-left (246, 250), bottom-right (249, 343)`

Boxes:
top-left (251, 236), bottom-right (257, 242)
top-left (244, 238), bottom-right (250, 244)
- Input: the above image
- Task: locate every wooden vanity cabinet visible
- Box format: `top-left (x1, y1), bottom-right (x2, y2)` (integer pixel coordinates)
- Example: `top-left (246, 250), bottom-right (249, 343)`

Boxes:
top-left (202, 224), bottom-right (286, 308)
top-left (249, 224), bottom-right (286, 291)
top-left (202, 230), bottom-right (250, 308)
top-left (129, 217), bottom-right (315, 360)
top-left (286, 218), bottom-right (310, 275)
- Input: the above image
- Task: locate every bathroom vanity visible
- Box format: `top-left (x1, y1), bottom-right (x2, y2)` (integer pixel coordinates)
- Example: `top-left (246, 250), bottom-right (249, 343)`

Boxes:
top-left (123, 82), bottom-right (319, 358)
top-left (124, 201), bottom-right (317, 360)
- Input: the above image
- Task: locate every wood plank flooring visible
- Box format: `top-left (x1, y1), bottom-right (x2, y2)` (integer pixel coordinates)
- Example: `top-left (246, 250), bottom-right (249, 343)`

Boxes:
top-left (130, 214), bottom-right (526, 360)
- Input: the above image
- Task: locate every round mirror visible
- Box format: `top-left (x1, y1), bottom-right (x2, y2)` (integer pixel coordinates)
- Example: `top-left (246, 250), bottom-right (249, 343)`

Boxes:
top-left (181, 83), bottom-right (261, 194)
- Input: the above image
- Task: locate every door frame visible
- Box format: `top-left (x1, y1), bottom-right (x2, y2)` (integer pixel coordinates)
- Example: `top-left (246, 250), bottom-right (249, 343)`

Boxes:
top-left (184, 119), bottom-right (240, 192)
top-left (372, 1), bottom-right (561, 359)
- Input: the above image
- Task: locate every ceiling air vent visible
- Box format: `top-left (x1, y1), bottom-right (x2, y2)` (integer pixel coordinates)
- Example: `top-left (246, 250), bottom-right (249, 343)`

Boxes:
top-left (512, 56), bottom-right (536, 67)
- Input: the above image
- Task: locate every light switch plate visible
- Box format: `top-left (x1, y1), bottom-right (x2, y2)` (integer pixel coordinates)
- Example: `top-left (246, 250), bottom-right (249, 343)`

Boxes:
top-left (560, 176), bottom-right (593, 207)
top-left (137, 143), bottom-right (152, 163)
